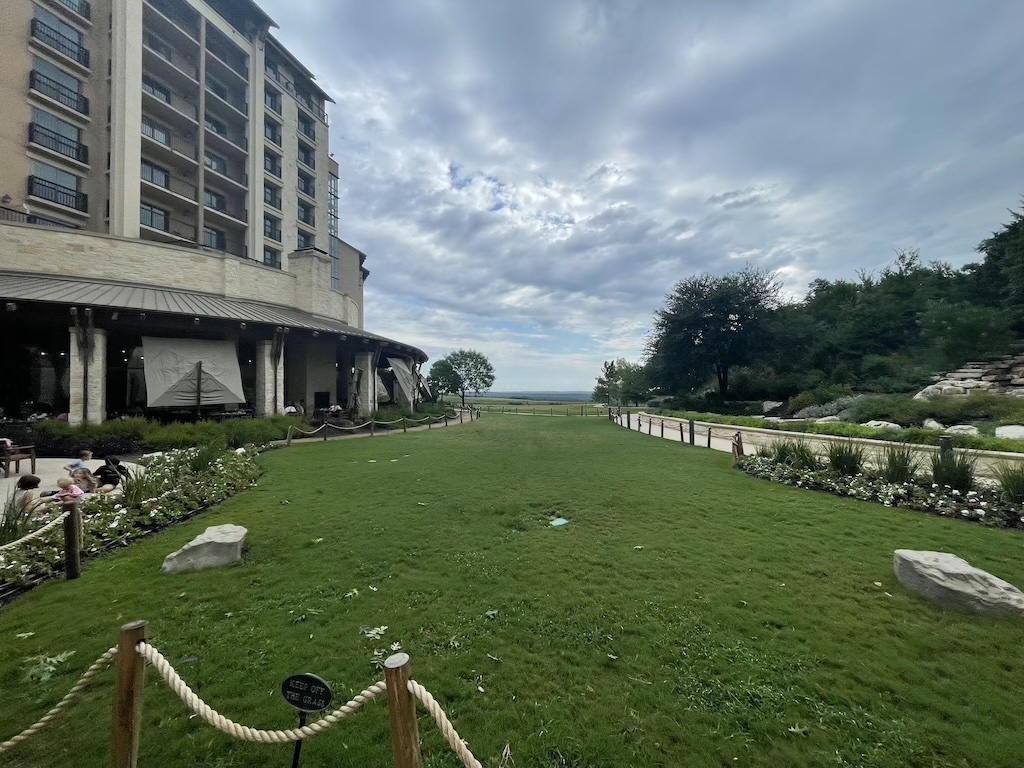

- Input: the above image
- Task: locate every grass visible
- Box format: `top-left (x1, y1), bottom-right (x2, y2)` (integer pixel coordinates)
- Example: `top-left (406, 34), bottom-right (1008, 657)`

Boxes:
top-left (1, 417), bottom-right (1023, 767)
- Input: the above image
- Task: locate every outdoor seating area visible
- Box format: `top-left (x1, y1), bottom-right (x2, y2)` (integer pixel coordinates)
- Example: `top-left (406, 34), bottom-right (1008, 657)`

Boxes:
top-left (1, 442), bottom-right (36, 478)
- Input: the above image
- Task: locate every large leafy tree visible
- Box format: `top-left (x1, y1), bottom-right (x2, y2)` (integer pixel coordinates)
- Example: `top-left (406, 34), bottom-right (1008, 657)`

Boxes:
top-left (593, 359), bottom-right (651, 406)
top-left (647, 266), bottom-right (782, 399)
top-left (432, 349), bottom-right (495, 407)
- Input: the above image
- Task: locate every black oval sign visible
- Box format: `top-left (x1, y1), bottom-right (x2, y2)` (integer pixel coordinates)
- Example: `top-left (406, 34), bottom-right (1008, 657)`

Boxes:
top-left (281, 673), bottom-right (334, 712)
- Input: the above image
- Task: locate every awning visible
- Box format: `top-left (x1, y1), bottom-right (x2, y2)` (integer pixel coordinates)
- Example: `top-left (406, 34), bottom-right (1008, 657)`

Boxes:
top-left (142, 337), bottom-right (245, 407)
top-left (387, 357), bottom-right (416, 405)
top-left (0, 271), bottom-right (427, 361)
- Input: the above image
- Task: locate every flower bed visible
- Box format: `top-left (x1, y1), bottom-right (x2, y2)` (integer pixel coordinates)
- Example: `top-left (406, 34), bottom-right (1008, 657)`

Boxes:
top-left (0, 447), bottom-right (262, 601)
top-left (738, 455), bottom-right (1024, 530)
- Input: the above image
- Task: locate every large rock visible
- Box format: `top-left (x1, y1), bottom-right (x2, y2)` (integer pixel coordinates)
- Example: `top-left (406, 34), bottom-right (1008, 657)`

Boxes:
top-left (162, 524), bottom-right (248, 573)
top-left (945, 424), bottom-right (979, 436)
top-left (894, 550), bottom-right (1024, 616)
top-left (762, 400), bottom-right (783, 414)
top-left (995, 425), bottom-right (1024, 439)
top-left (862, 420), bottom-right (902, 430)
top-left (923, 418), bottom-right (945, 431)
top-left (816, 415), bottom-right (841, 423)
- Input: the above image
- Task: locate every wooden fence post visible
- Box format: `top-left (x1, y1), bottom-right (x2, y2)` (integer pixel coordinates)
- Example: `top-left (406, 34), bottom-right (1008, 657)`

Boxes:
top-left (647, 417), bottom-right (652, 435)
top-left (444, 413), bottom-right (449, 427)
top-left (689, 419), bottom-right (695, 445)
top-left (286, 427), bottom-right (293, 447)
top-left (939, 436), bottom-right (953, 461)
top-left (707, 427), bottom-right (712, 448)
top-left (370, 420), bottom-right (376, 437)
top-left (460, 410), bottom-right (464, 424)
top-left (660, 419), bottom-right (665, 438)
top-left (402, 418), bottom-right (408, 433)
top-left (113, 620), bottom-right (149, 768)
top-left (384, 653), bottom-right (422, 768)
top-left (323, 425), bottom-right (328, 441)
top-left (626, 413), bottom-right (631, 430)
top-left (62, 502), bottom-right (81, 580)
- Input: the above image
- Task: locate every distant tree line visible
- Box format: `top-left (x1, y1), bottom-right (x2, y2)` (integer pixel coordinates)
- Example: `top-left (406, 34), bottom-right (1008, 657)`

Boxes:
top-left (595, 203), bottom-right (1024, 405)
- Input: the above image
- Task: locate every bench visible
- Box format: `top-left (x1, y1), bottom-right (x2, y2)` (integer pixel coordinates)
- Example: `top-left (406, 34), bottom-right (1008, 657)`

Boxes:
top-left (2, 443), bottom-right (36, 478)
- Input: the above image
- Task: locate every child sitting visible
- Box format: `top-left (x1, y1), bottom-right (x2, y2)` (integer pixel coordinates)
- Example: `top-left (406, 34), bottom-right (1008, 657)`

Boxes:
top-left (72, 468), bottom-right (99, 494)
top-left (52, 477), bottom-right (84, 506)
top-left (94, 457), bottom-right (129, 492)
top-left (64, 450), bottom-right (93, 476)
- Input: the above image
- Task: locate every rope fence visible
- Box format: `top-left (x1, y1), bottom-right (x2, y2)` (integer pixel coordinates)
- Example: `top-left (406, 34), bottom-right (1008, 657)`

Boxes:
top-left (0, 509), bottom-right (69, 552)
top-left (1, 621), bottom-right (486, 768)
top-left (285, 407), bottom-right (479, 446)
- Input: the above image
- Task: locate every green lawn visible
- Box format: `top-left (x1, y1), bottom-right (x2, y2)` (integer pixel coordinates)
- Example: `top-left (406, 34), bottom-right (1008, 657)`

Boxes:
top-left (1, 417), bottom-right (1023, 768)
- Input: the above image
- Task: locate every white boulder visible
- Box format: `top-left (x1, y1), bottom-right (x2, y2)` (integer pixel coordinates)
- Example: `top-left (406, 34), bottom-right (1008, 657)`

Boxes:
top-left (894, 550), bottom-right (1024, 616)
top-left (922, 418), bottom-right (945, 430)
top-left (944, 424), bottom-right (979, 436)
top-left (762, 401), bottom-right (783, 413)
top-left (995, 425), bottom-right (1024, 439)
top-left (862, 420), bottom-right (902, 430)
top-left (815, 415), bottom-right (841, 423)
top-left (162, 524), bottom-right (248, 574)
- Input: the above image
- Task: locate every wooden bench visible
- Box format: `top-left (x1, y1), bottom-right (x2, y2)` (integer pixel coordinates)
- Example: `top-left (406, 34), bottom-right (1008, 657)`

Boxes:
top-left (2, 443), bottom-right (36, 478)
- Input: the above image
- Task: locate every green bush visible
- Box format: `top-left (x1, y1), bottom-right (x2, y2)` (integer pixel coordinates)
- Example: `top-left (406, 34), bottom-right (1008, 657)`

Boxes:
top-left (848, 393), bottom-right (1024, 428)
top-left (826, 441), bottom-right (867, 476)
top-left (767, 439), bottom-right (820, 470)
top-left (993, 462), bottom-right (1024, 504)
top-left (931, 450), bottom-right (976, 493)
top-left (878, 444), bottom-right (921, 484)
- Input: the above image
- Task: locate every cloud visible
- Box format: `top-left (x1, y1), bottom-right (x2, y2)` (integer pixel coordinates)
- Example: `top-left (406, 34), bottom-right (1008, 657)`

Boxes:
top-left (260, 0), bottom-right (1024, 389)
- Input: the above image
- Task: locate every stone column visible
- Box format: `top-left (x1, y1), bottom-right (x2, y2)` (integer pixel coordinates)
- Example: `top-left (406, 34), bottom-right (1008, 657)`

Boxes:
top-left (355, 350), bottom-right (375, 419)
top-left (68, 327), bottom-right (107, 425)
top-left (108, 0), bottom-right (143, 237)
top-left (254, 339), bottom-right (285, 416)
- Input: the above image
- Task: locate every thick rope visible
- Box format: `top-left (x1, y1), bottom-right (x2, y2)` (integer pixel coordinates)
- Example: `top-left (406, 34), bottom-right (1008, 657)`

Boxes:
top-left (137, 642), bottom-right (385, 743)
top-left (408, 680), bottom-right (483, 768)
top-left (0, 646), bottom-right (117, 752)
top-left (0, 511), bottom-right (70, 552)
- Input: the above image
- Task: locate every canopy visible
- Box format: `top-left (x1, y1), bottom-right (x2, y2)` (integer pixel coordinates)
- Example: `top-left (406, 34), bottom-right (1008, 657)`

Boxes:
top-left (387, 357), bottom-right (417, 405)
top-left (142, 337), bottom-right (245, 407)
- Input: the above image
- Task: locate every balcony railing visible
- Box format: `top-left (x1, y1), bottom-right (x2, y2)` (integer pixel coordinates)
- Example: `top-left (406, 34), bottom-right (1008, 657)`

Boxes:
top-left (0, 204), bottom-right (78, 228)
top-left (206, 40), bottom-right (248, 79)
top-left (141, 165), bottom-right (197, 201)
top-left (142, 82), bottom-right (198, 121)
top-left (28, 176), bottom-right (88, 212)
top-left (28, 122), bottom-right (89, 164)
top-left (298, 153), bottom-right (316, 170)
top-left (296, 92), bottom-right (328, 123)
top-left (56, 0), bottom-right (91, 20)
top-left (298, 122), bottom-right (316, 141)
top-left (298, 209), bottom-right (315, 227)
top-left (205, 197), bottom-right (248, 223)
top-left (140, 205), bottom-right (196, 240)
top-left (143, 30), bottom-right (199, 79)
top-left (142, 123), bottom-right (198, 160)
top-left (145, 0), bottom-right (199, 38)
top-left (206, 82), bottom-right (247, 116)
top-left (263, 224), bottom-right (282, 242)
top-left (31, 18), bottom-right (90, 68)
top-left (297, 177), bottom-right (315, 198)
top-left (30, 69), bottom-right (89, 115)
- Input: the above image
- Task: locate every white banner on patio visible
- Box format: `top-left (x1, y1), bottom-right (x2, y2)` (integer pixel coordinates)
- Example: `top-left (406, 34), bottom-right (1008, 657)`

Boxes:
top-left (142, 337), bottom-right (245, 407)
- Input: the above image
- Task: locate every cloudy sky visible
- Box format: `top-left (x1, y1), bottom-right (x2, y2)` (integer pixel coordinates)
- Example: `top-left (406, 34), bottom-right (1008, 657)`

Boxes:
top-left (260, 0), bottom-right (1024, 391)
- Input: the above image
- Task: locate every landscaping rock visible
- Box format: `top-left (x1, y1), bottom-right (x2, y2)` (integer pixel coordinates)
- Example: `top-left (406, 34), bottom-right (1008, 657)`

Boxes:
top-left (161, 524), bottom-right (248, 574)
top-left (893, 550), bottom-right (1024, 616)
top-left (944, 425), bottom-right (979, 436)
top-left (995, 425), bottom-right (1024, 439)
top-left (816, 416), bottom-right (841, 423)
top-left (862, 420), bottom-right (902, 430)
top-left (923, 418), bottom-right (945, 431)
top-left (940, 385), bottom-right (966, 396)
top-left (762, 401), bottom-right (783, 413)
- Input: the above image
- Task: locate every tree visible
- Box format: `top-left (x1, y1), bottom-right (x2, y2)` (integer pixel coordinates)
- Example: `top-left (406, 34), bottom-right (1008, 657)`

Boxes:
top-left (593, 359), bottom-right (651, 406)
top-left (646, 266), bottom-right (782, 399)
top-left (592, 360), bottom-right (618, 404)
top-left (427, 358), bottom-right (461, 402)
top-left (433, 349), bottom-right (495, 407)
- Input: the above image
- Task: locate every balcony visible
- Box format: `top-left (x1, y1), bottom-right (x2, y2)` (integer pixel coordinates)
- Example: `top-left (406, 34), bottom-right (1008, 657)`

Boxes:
top-left (29, 69), bottom-right (89, 116)
top-left (142, 81), bottom-right (198, 126)
top-left (28, 122), bottom-right (89, 164)
top-left (52, 0), bottom-right (91, 22)
top-left (297, 208), bottom-right (315, 227)
top-left (204, 194), bottom-right (248, 224)
top-left (144, 0), bottom-right (199, 40)
top-left (296, 92), bottom-right (328, 123)
top-left (140, 205), bottom-right (196, 241)
top-left (205, 78), bottom-right (247, 120)
top-left (298, 121), bottom-right (316, 142)
top-left (205, 157), bottom-right (247, 190)
top-left (31, 18), bottom-right (90, 70)
top-left (263, 223), bottom-right (282, 242)
top-left (143, 29), bottom-right (199, 81)
top-left (206, 35), bottom-right (248, 81)
top-left (297, 176), bottom-right (316, 199)
top-left (27, 176), bottom-right (87, 212)
top-left (141, 122), bottom-right (198, 163)
top-left (0, 204), bottom-right (79, 228)
top-left (141, 164), bottom-right (198, 202)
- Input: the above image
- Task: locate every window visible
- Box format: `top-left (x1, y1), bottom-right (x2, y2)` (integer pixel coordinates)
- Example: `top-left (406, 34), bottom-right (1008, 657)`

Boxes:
top-left (329, 236), bottom-right (340, 290)
top-left (142, 74), bottom-right (170, 103)
top-left (33, 56), bottom-right (81, 94)
top-left (140, 202), bottom-right (168, 231)
top-left (204, 189), bottom-right (226, 211)
top-left (204, 151), bottom-right (226, 174)
top-left (328, 172), bottom-right (339, 236)
top-left (32, 160), bottom-right (79, 190)
top-left (264, 183), bottom-right (281, 209)
top-left (264, 247), bottom-right (281, 268)
top-left (265, 86), bottom-right (281, 113)
top-left (263, 215), bottom-right (281, 241)
top-left (34, 6), bottom-right (83, 46)
top-left (297, 230), bottom-right (313, 249)
top-left (205, 74), bottom-right (227, 100)
top-left (203, 225), bottom-right (225, 250)
top-left (297, 172), bottom-right (314, 197)
top-left (143, 30), bottom-right (172, 60)
top-left (141, 160), bottom-right (169, 188)
top-left (263, 149), bottom-right (281, 177)
top-left (32, 107), bottom-right (80, 142)
top-left (298, 202), bottom-right (314, 226)
top-left (264, 117), bottom-right (281, 145)
top-left (297, 142), bottom-right (315, 168)
top-left (298, 116), bottom-right (315, 140)
top-left (265, 58), bottom-right (280, 79)
top-left (205, 115), bottom-right (226, 136)
top-left (142, 118), bottom-right (169, 145)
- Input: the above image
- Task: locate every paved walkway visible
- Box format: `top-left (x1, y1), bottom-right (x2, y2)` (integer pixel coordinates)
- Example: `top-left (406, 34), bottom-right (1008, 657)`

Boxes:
top-left (613, 412), bottom-right (1023, 480)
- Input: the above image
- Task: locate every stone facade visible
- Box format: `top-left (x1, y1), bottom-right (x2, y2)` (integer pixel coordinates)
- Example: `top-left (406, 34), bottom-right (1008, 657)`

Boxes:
top-left (914, 354), bottom-right (1024, 400)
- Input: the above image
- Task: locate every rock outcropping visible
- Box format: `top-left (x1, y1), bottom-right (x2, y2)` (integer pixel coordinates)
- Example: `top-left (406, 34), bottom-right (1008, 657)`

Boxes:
top-left (162, 524), bottom-right (248, 573)
top-left (916, 354), bottom-right (1024, 399)
top-left (893, 550), bottom-right (1024, 616)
